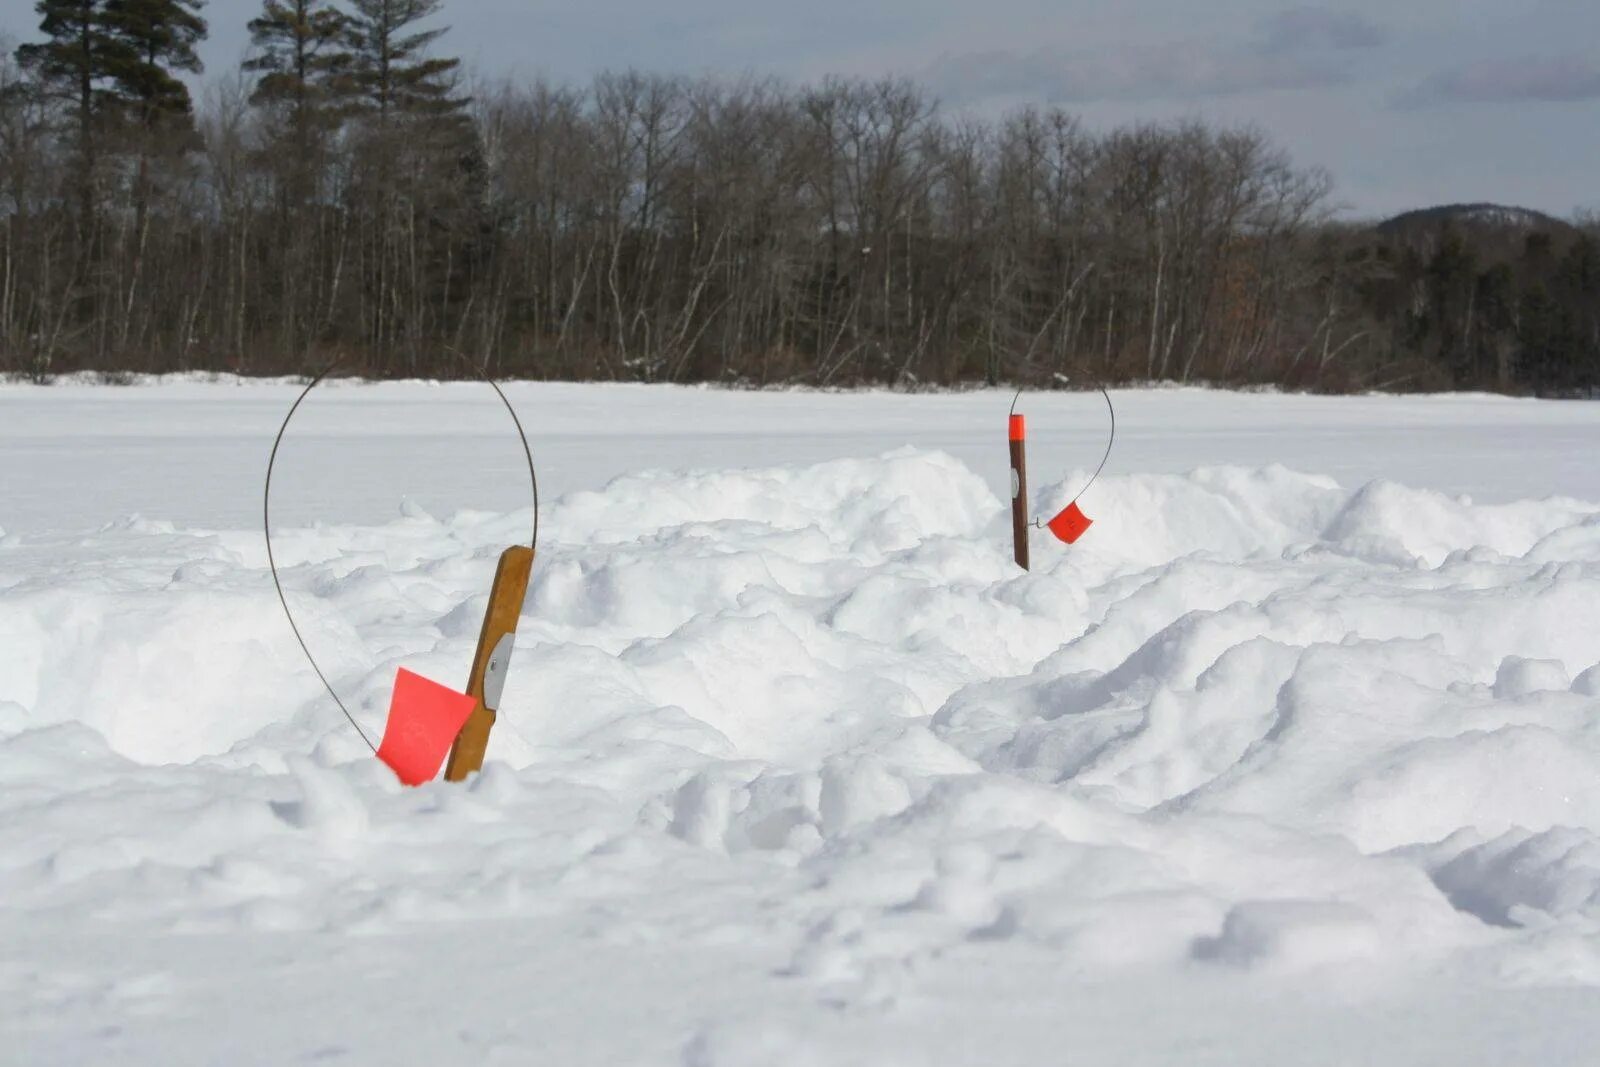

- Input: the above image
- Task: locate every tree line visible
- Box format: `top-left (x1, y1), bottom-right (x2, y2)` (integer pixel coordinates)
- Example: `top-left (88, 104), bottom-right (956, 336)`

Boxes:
top-left (2, 0), bottom-right (1596, 392)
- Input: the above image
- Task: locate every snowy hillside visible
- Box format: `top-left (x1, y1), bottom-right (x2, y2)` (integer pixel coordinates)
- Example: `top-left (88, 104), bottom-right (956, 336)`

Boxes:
top-left (1377, 202), bottom-right (1574, 238)
top-left (4, 382), bottom-right (1600, 1064)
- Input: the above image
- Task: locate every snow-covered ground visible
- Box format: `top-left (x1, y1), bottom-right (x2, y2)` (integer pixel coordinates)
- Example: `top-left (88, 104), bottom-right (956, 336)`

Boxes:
top-left (4, 379), bottom-right (1600, 1065)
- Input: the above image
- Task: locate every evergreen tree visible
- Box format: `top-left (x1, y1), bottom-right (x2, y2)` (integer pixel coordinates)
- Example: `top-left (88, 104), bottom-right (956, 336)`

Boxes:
top-left (1555, 236), bottom-right (1600, 391)
top-left (15, 0), bottom-right (129, 222)
top-left (244, 0), bottom-right (348, 205)
top-left (1516, 282), bottom-right (1559, 387)
top-left (244, 1), bottom-right (347, 120)
top-left (340, 0), bottom-right (465, 127)
top-left (100, 0), bottom-right (206, 132)
top-left (334, 1), bottom-right (478, 367)
top-left (1425, 231), bottom-right (1477, 382)
top-left (1475, 262), bottom-right (1517, 387)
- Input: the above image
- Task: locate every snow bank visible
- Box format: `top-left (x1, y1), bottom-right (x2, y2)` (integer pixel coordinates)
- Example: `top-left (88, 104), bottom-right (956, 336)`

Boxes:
top-left (5, 444), bottom-right (1600, 1063)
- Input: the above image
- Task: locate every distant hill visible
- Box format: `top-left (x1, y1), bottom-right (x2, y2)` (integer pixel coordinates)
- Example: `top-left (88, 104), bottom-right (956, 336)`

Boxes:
top-left (1377, 202), bottom-right (1576, 240)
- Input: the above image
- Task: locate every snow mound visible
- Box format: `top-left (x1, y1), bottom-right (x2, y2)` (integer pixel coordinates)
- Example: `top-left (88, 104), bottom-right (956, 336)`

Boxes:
top-left (1431, 827), bottom-right (1600, 926)
top-left (5, 446), bottom-right (1600, 1062)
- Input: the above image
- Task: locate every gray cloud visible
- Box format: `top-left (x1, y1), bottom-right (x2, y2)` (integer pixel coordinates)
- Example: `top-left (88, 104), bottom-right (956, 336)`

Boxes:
top-left (927, 42), bottom-right (1348, 106)
top-left (1397, 54), bottom-right (1600, 107)
top-left (925, 6), bottom-right (1386, 106)
top-left (1260, 7), bottom-right (1387, 53)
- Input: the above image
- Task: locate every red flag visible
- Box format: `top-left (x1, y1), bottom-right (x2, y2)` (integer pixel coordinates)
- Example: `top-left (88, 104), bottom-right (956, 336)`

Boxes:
top-left (1046, 501), bottom-right (1094, 544)
top-left (376, 668), bottom-right (478, 786)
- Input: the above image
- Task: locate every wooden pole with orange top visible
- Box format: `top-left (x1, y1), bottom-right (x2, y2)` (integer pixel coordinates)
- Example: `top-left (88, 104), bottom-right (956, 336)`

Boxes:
top-left (1010, 408), bottom-right (1029, 571)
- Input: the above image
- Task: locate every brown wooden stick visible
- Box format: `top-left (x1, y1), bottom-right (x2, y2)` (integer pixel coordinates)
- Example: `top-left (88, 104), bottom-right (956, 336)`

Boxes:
top-left (443, 545), bottom-right (535, 782)
top-left (1010, 414), bottom-right (1029, 571)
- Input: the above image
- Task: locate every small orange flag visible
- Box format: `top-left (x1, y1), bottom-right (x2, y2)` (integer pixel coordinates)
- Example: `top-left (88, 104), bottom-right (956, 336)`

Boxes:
top-left (1045, 501), bottom-right (1093, 544)
top-left (376, 668), bottom-right (478, 786)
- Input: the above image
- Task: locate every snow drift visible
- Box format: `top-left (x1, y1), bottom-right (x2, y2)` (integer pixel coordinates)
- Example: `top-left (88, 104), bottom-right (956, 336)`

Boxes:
top-left (5, 441), bottom-right (1600, 1064)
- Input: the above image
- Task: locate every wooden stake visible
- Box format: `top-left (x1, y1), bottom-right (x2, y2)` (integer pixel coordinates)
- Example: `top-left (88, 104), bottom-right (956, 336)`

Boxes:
top-left (1010, 413), bottom-right (1029, 570)
top-left (443, 545), bottom-right (534, 782)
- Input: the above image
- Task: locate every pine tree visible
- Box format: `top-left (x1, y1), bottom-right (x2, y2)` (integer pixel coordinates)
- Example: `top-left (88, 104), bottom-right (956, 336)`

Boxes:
top-left (1475, 262), bottom-right (1517, 388)
top-left (1555, 237), bottom-right (1600, 392)
top-left (1425, 231), bottom-right (1477, 383)
top-left (244, 1), bottom-right (347, 120)
top-left (15, 0), bottom-right (129, 222)
top-left (100, 0), bottom-right (206, 132)
top-left (334, 0), bottom-right (478, 368)
top-left (95, 0), bottom-right (207, 354)
top-left (244, 0), bottom-right (347, 206)
top-left (340, 0), bottom-right (465, 127)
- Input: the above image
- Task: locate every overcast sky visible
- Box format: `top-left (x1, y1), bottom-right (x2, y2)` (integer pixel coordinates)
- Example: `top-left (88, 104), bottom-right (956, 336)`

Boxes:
top-left (165, 0), bottom-right (1600, 217)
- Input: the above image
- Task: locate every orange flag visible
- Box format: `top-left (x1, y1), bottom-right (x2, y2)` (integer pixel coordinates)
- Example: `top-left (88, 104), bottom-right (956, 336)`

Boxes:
top-left (1045, 501), bottom-right (1093, 544)
top-left (376, 668), bottom-right (479, 786)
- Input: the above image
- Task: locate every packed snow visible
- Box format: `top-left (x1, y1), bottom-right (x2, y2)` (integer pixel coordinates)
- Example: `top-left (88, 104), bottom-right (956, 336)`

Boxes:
top-left (3, 379), bottom-right (1600, 1065)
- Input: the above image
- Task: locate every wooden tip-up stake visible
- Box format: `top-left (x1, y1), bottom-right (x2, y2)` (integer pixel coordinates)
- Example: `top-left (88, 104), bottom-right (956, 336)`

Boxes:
top-left (1010, 413), bottom-right (1030, 571)
top-left (443, 545), bottom-right (535, 782)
